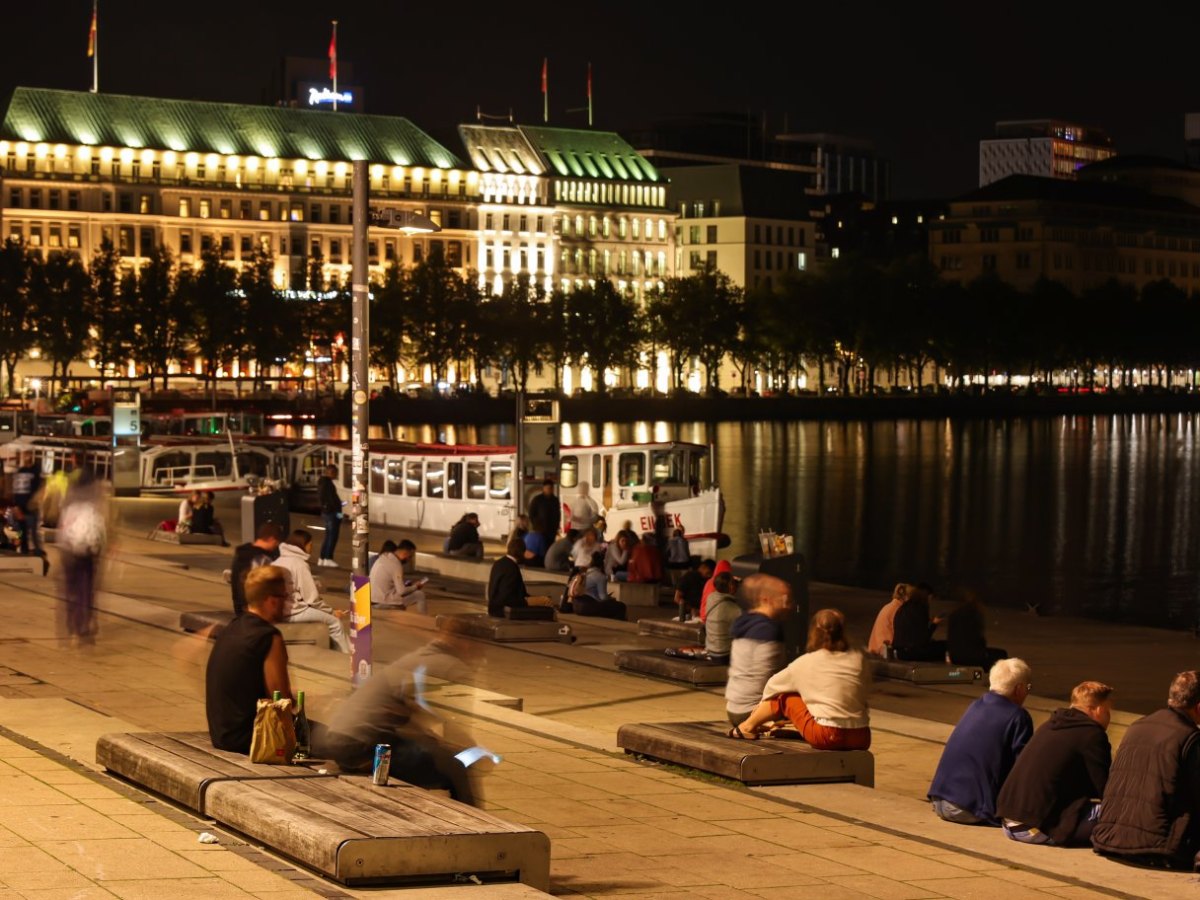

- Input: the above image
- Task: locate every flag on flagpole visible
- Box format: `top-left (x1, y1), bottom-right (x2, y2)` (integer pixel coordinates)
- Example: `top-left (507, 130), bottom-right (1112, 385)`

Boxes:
top-left (329, 21), bottom-right (338, 82)
top-left (541, 58), bottom-right (548, 123)
top-left (87, 2), bottom-right (97, 57)
top-left (587, 62), bottom-right (592, 127)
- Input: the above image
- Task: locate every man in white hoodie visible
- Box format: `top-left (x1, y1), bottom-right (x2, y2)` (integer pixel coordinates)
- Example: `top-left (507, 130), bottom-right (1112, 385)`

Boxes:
top-left (273, 529), bottom-right (351, 653)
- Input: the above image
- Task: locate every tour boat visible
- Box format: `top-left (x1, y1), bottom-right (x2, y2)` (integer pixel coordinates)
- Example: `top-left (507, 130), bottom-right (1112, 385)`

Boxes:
top-left (287, 439), bottom-right (727, 558)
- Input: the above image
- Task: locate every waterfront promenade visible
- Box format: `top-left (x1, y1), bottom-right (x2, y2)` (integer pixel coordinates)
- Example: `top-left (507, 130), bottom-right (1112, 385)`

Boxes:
top-left (0, 499), bottom-right (1197, 899)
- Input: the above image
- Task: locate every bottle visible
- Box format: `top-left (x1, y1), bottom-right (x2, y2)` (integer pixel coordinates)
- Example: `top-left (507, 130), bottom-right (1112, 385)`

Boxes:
top-left (272, 690), bottom-right (281, 702)
top-left (294, 691), bottom-right (311, 760)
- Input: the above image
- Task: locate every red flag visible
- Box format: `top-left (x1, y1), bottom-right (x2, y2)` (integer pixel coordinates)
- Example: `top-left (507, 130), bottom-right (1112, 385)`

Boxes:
top-left (87, 4), bottom-right (96, 58)
top-left (541, 58), bottom-right (547, 94)
top-left (328, 22), bottom-right (338, 82)
top-left (586, 62), bottom-right (592, 99)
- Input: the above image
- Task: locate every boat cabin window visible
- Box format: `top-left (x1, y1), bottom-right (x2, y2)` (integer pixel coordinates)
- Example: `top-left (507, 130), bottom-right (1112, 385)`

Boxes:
top-left (467, 462), bottom-right (487, 500)
top-left (559, 456), bottom-right (579, 489)
top-left (650, 449), bottom-right (685, 485)
top-left (426, 462), bottom-right (445, 498)
top-left (405, 461), bottom-right (422, 497)
top-left (592, 455), bottom-right (602, 488)
top-left (236, 451), bottom-right (271, 478)
top-left (489, 462), bottom-right (512, 499)
top-left (371, 458), bottom-right (385, 494)
top-left (342, 458), bottom-right (352, 489)
top-left (195, 451), bottom-right (233, 478)
top-left (152, 451), bottom-right (191, 480)
top-left (619, 452), bottom-right (645, 486)
top-left (688, 452), bottom-right (704, 487)
top-left (447, 462), bottom-right (463, 500)
top-left (387, 459), bottom-right (404, 495)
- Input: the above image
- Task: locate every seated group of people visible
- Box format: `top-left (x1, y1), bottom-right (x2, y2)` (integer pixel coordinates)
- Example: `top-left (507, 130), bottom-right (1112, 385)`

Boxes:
top-left (868, 582), bottom-right (1005, 668)
top-left (929, 661), bottom-right (1200, 870)
top-left (176, 490), bottom-right (228, 545)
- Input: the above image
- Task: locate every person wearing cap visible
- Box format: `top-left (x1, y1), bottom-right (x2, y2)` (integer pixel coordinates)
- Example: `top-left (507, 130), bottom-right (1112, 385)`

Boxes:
top-left (446, 512), bottom-right (483, 559)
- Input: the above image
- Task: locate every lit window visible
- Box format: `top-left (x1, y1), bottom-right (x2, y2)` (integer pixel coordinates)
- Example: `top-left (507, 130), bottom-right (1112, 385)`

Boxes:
top-left (831, 247), bottom-right (840, 259)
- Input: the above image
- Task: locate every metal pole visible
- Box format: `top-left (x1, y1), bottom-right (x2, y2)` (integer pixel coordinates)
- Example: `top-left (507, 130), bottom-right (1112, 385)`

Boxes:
top-left (351, 159), bottom-right (369, 576)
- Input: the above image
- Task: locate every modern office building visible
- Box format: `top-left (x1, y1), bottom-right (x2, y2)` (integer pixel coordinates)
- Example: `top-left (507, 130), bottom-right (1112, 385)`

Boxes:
top-left (978, 119), bottom-right (1116, 187)
top-left (775, 132), bottom-right (891, 203)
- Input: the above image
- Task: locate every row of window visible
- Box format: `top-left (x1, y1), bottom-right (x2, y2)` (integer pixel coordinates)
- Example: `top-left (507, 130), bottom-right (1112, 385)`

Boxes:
top-left (940, 251), bottom-right (1200, 280)
top-left (678, 200), bottom-right (722, 220)
top-left (552, 180), bottom-right (666, 209)
top-left (558, 214), bottom-right (668, 242)
top-left (368, 457), bottom-right (512, 501)
top-left (558, 248), bottom-right (666, 278)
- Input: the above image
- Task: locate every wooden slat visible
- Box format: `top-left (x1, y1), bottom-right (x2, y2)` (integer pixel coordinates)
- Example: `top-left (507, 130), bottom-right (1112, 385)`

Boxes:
top-left (615, 649), bottom-right (728, 686)
top-left (871, 659), bottom-right (984, 684)
top-left (637, 619), bottom-right (704, 642)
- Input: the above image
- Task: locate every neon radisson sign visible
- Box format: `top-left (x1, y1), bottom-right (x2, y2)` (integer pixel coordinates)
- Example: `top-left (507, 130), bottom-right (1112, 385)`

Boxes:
top-left (308, 87), bottom-right (353, 107)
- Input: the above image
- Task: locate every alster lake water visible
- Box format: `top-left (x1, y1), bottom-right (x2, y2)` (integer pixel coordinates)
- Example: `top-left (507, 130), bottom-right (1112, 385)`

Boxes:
top-left (270, 414), bottom-right (1200, 629)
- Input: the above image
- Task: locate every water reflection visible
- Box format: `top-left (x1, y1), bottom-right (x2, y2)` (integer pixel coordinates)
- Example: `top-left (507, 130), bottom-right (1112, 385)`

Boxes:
top-left (274, 415), bottom-right (1200, 627)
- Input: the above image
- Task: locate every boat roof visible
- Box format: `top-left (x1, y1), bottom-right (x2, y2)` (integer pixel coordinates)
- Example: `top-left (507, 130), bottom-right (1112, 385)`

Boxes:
top-left (316, 439), bottom-right (709, 456)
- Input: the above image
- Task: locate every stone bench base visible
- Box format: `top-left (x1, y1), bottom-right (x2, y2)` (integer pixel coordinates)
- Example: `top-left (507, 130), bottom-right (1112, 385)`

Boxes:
top-left (609, 581), bottom-right (663, 614)
top-left (618, 721), bottom-right (874, 787)
top-left (871, 659), bottom-right (984, 684)
top-left (435, 612), bottom-right (574, 644)
top-left (97, 732), bottom-right (550, 890)
top-left (615, 649), bottom-right (727, 686)
top-left (150, 529), bottom-right (224, 545)
top-left (179, 610), bottom-right (331, 648)
top-left (638, 618), bottom-right (703, 642)
top-left (0, 554), bottom-right (44, 575)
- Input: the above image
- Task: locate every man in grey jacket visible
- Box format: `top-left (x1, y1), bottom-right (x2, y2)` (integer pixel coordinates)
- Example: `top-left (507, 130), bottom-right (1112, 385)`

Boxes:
top-left (724, 574), bottom-right (790, 725)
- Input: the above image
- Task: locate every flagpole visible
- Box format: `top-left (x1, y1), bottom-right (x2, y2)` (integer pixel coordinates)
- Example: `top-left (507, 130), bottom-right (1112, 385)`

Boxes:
top-left (542, 58), bottom-right (548, 124)
top-left (90, 0), bottom-right (98, 93)
top-left (587, 62), bottom-right (592, 127)
top-left (331, 20), bottom-right (339, 112)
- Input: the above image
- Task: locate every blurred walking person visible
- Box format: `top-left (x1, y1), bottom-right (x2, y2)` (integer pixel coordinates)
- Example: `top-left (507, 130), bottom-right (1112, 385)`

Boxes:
top-left (58, 468), bottom-right (109, 644)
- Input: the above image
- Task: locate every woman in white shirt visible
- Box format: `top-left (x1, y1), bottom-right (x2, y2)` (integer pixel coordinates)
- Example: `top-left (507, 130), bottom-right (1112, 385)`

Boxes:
top-left (729, 608), bottom-right (871, 750)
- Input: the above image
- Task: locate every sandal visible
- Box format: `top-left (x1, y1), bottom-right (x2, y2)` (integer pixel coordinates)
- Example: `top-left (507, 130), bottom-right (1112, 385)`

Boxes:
top-left (727, 724), bottom-right (759, 740)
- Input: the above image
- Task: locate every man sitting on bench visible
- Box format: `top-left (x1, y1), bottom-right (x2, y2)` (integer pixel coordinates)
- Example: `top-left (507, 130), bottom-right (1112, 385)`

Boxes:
top-left (205, 566), bottom-right (294, 754)
top-left (487, 537), bottom-right (555, 618)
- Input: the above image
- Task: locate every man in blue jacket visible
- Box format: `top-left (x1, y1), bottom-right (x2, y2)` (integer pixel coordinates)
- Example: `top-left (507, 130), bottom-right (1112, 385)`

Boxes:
top-left (928, 657), bottom-right (1034, 825)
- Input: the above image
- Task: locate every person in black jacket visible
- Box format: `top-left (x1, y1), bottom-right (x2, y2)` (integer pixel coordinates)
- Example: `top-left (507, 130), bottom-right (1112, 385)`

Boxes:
top-left (487, 537), bottom-right (530, 617)
top-left (229, 522), bottom-right (283, 616)
top-left (892, 585), bottom-right (945, 661)
top-left (316, 465), bottom-right (342, 567)
top-left (446, 513), bottom-right (483, 559)
top-left (528, 478), bottom-right (560, 543)
top-left (996, 680), bottom-right (1114, 846)
top-left (1092, 670), bottom-right (1200, 869)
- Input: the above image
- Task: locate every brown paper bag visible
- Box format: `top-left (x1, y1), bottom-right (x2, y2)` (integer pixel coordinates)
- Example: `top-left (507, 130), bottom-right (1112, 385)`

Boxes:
top-left (249, 697), bottom-right (296, 764)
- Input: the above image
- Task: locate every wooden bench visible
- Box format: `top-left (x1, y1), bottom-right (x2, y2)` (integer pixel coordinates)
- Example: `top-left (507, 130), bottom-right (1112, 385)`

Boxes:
top-left (95, 731), bottom-right (332, 814)
top-left (97, 732), bottom-right (550, 890)
top-left (435, 612), bottom-right (575, 644)
top-left (638, 618), bottom-right (703, 642)
top-left (149, 529), bottom-right (224, 545)
top-left (871, 659), bottom-right (985, 684)
top-left (617, 721), bottom-right (875, 787)
top-left (0, 554), bottom-right (44, 575)
top-left (614, 649), bottom-right (727, 686)
top-left (207, 774), bottom-right (549, 888)
top-left (179, 609), bottom-right (331, 648)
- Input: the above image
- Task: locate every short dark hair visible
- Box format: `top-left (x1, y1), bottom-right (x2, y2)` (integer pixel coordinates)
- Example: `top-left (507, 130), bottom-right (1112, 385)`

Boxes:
top-left (591, 550), bottom-right (606, 569)
top-left (256, 522), bottom-right (284, 542)
top-left (713, 571), bottom-right (734, 593)
top-left (506, 536), bottom-right (526, 558)
top-left (379, 540), bottom-right (398, 554)
top-left (542, 477), bottom-right (555, 487)
top-left (1168, 671), bottom-right (1200, 710)
top-left (700, 557), bottom-right (716, 572)
top-left (286, 529), bottom-right (313, 549)
top-left (397, 539), bottom-right (416, 553)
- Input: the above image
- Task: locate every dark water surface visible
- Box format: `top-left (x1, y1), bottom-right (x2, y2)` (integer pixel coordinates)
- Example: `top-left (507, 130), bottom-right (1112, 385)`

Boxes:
top-left (275, 415), bottom-right (1200, 628)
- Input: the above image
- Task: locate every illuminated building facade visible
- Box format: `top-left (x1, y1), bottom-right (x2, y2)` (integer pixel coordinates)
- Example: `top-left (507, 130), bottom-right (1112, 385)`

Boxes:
top-left (979, 119), bottom-right (1116, 187)
top-left (0, 88), bottom-right (674, 389)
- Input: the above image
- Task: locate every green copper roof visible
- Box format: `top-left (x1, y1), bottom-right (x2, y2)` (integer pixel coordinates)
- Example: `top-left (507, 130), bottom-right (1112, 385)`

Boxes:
top-left (458, 124), bottom-right (545, 175)
top-left (1, 87), bottom-right (462, 168)
top-left (515, 125), bottom-right (664, 183)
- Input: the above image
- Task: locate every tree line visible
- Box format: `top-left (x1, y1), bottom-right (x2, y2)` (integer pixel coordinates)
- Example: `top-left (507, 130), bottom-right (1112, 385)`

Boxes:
top-left (1, 238), bottom-right (1197, 399)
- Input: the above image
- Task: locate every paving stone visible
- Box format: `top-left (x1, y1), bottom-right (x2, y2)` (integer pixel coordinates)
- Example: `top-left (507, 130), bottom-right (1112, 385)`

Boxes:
top-left (41, 838), bottom-right (211, 882)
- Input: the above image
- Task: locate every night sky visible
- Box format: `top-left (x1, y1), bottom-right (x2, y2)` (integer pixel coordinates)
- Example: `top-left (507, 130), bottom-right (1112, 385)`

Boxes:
top-left (0, 1), bottom-right (1194, 199)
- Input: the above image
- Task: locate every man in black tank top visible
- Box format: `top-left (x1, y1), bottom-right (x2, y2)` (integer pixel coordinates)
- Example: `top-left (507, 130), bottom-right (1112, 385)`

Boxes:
top-left (206, 566), bottom-right (294, 753)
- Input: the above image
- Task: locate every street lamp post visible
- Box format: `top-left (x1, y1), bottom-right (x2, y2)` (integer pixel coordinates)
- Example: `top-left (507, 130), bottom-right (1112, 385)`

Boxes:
top-left (348, 160), bottom-right (440, 685)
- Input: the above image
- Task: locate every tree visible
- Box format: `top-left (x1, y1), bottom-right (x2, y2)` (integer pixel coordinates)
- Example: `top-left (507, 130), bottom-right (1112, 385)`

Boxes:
top-left (188, 244), bottom-right (241, 393)
top-left (370, 263), bottom-right (407, 388)
top-left (240, 246), bottom-right (296, 389)
top-left (0, 239), bottom-right (34, 396)
top-left (406, 257), bottom-right (469, 386)
top-left (486, 275), bottom-right (550, 393)
top-left (562, 280), bottom-right (645, 395)
top-left (86, 240), bottom-right (136, 382)
top-left (29, 250), bottom-right (91, 394)
top-left (131, 246), bottom-right (189, 391)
